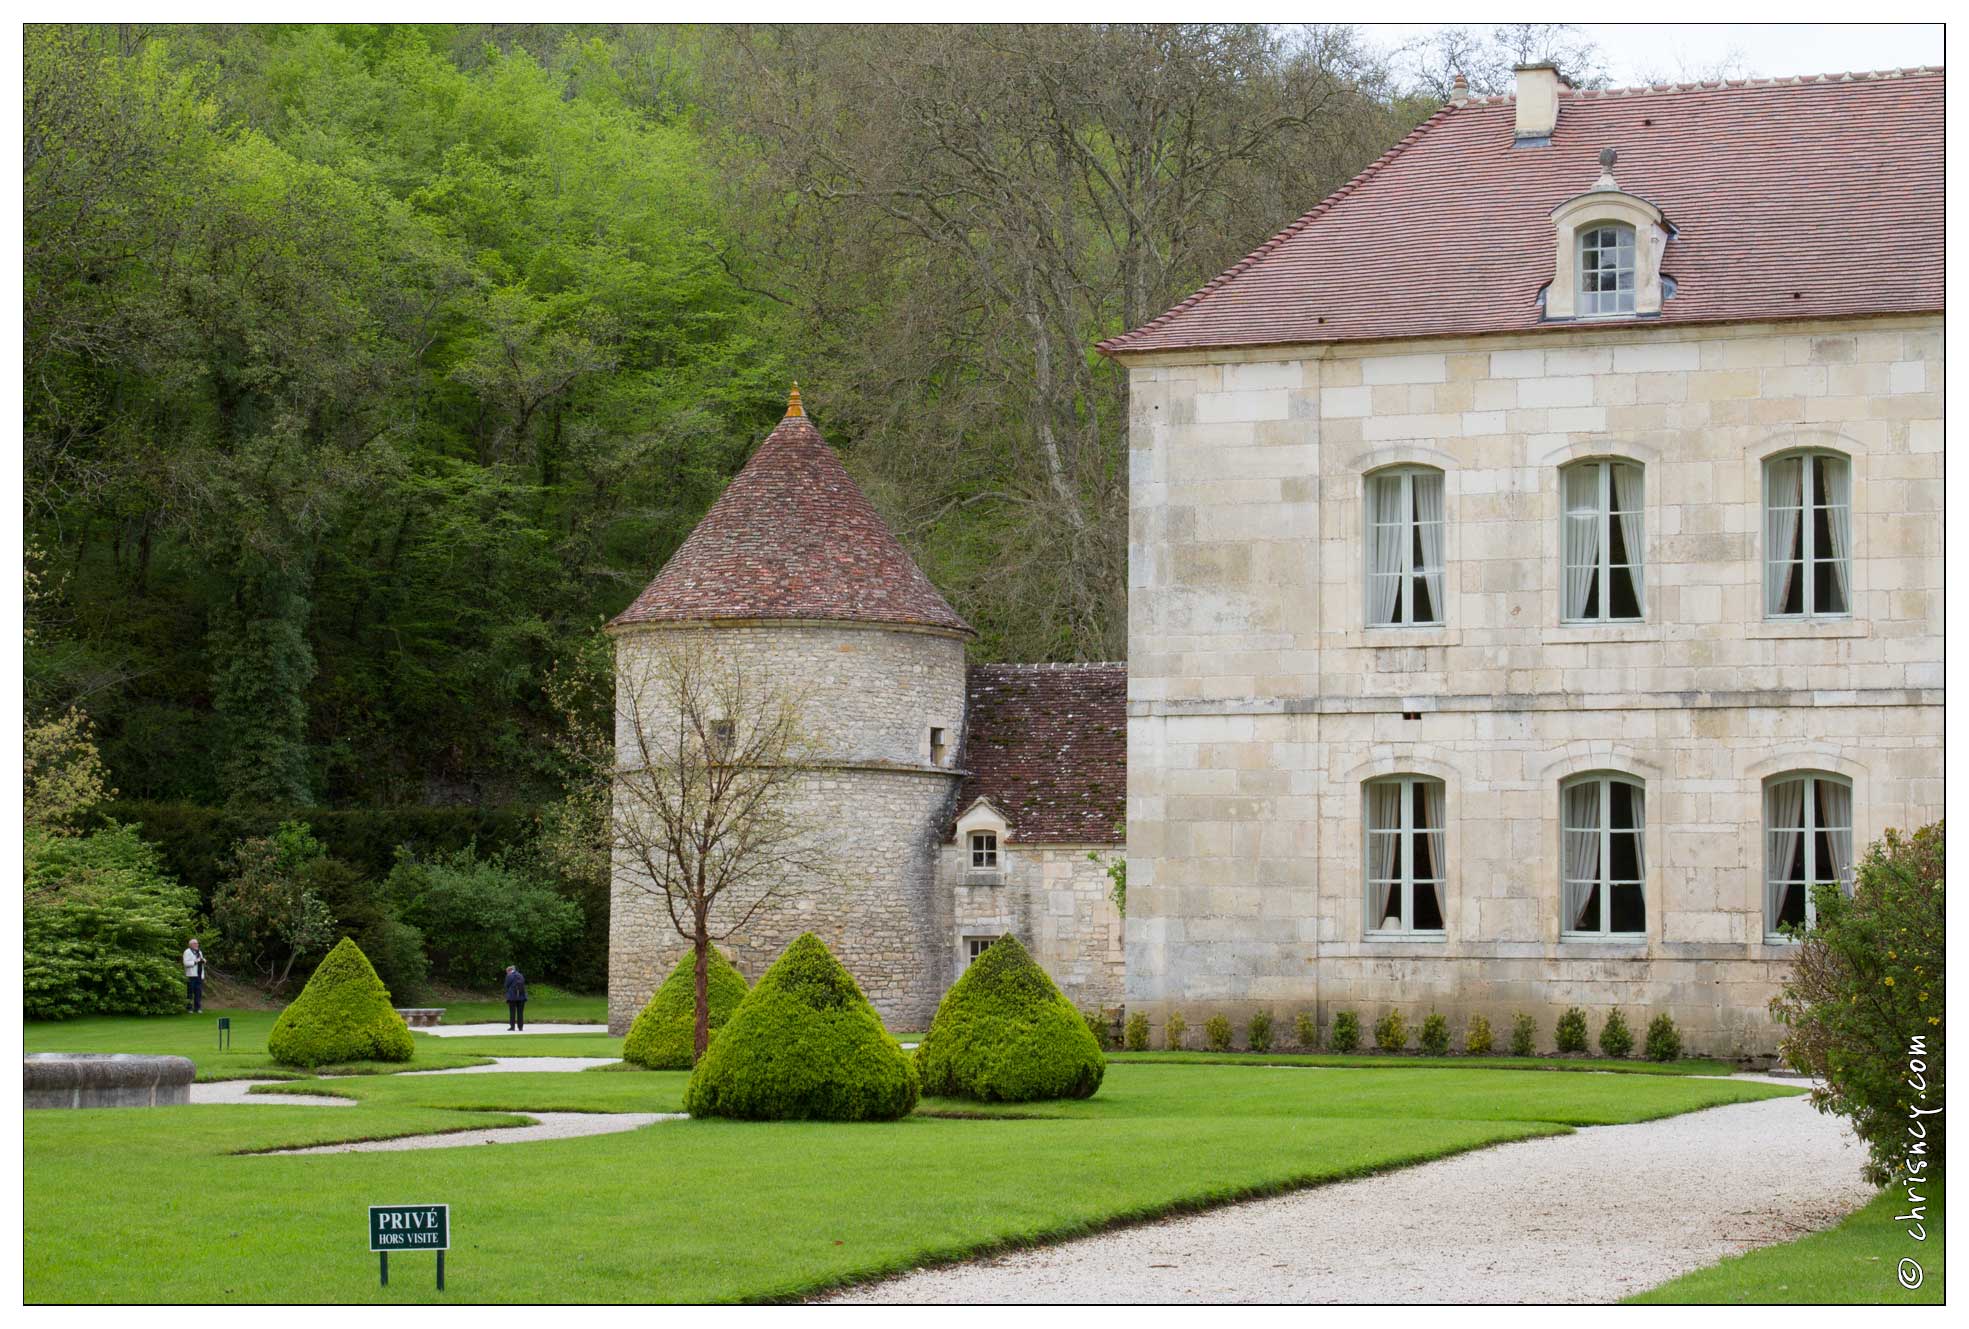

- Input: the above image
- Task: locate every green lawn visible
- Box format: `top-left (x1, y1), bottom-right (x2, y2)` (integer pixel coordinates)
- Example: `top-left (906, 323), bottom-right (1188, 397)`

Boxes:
top-left (24, 1010), bottom-right (498, 1080)
top-left (1111, 1050), bottom-right (1739, 1076)
top-left (1630, 1177), bottom-right (1944, 1304)
top-left (25, 1062), bottom-right (1798, 1302)
top-left (437, 992), bottom-right (609, 1025)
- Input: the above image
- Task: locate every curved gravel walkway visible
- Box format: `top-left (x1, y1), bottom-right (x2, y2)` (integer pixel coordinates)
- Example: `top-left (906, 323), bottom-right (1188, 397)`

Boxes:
top-left (829, 1092), bottom-right (1870, 1304)
top-left (264, 1111), bottom-right (683, 1154)
top-left (398, 1056), bottom-right (620, 1074)
top-left (191, 1079), bottom-right (355, 1106)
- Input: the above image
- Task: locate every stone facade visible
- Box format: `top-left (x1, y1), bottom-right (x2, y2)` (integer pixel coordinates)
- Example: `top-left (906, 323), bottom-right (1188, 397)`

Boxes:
top-left (943, 838), bottom-right (1126, 1013)
top-left (1121, 315), bottom-right (1943, 1057)
top-left (607, 620), bottom-right (969, 1034)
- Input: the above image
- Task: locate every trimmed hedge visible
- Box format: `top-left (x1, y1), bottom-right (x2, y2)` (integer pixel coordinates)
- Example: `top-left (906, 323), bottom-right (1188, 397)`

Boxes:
top-left (266, 937), bottom-right (416, 1067)
top-left (623, 947), bottom-right (750, 1069)
top-left (914, 935), bottom-right (1105, 1102)
top-left (684, 934), bottom-right (917, 1121)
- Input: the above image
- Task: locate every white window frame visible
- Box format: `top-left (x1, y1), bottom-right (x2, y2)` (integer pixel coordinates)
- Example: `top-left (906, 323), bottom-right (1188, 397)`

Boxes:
top-left (964, 936), bottom-right (996, 967)
top-left (1560, 773), bottom-right (1647, 939)
top-left (1764, 772), bottom-right (1854, 939)
top-left (1364, 467), bottom-right (1445, 628)
top-left (1577, 223), bottom-right (1636, 316)
top-left (1763, 450), bottom-right (1853, 619)
top-left (1561, 460), bottom-right (1645, 622)
top-left (1363, 775), bottom-right (1446, 939)
top-left (969, 831), bottom-right (999, 870)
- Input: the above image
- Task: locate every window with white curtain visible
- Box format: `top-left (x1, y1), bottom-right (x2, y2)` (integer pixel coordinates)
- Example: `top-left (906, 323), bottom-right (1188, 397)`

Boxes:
top-left (1365, 468), bottom-right (1445, 626)
top-left (1578, 224), bottom-right (1636, 316)
top-left (1765, 451), bottom-right (1851, 617)
top-left (1765, 772), bottom-right (1853, 937)
top-left (1364, 775), bottom-right (1446, 936)
top-left (1561, 460), bottom-right (1644, 621)
top-left (1560, 773), bottom-right (1646, 937)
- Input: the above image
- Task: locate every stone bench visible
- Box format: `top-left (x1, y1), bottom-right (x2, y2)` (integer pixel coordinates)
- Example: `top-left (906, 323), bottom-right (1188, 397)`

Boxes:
top-left (25, 1053), bottom-right (196, 1109)
top-left (395, 1008), bottom-right (445, 1027)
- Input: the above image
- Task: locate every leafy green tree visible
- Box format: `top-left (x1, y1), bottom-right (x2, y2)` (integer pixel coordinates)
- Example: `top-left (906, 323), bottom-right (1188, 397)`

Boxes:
top-left (1773, 822), bottom-right (1945, 1184)
top-left (208, 821), bottom-right (337, 993)
top-left (385, 843), bottom-right (582, 985)
top-left (26, 823), bottom-right (200, 1019)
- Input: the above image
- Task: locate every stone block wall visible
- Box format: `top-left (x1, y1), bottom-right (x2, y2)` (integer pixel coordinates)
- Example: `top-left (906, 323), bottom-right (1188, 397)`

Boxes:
top-left (1122, 315), bottom-right (1943, 1057)
top-left (941, 842), bottom-right (1126, 1012)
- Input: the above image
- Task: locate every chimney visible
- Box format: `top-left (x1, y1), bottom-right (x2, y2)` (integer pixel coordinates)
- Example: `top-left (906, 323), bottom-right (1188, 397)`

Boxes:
top-left (1514, 63), bottom-right (1570, 143)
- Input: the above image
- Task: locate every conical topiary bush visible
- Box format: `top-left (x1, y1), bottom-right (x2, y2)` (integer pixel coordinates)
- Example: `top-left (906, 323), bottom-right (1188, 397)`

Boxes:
top-left (683, 933), bottom-right (918, 1121)
top-left (623, 946), bottom-right (751, 1069)
top-left (267, 937), bottom-right (415, 1067)
top-left (915, 933), bottom-right (1105, 1101)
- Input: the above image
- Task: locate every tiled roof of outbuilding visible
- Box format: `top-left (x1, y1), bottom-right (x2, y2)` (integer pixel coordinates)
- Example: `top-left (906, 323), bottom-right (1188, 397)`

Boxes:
top-left (610, 397), bottom-right (971, 634)
top-left (1100, 68), bottom-right (1943, 356)
top-left (955, 663), bottom-right (1126, 845)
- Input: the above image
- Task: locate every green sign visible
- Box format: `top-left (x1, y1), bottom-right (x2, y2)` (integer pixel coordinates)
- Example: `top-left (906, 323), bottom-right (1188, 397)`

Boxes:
top-left (369, 1204), bottom-right (449, 1252)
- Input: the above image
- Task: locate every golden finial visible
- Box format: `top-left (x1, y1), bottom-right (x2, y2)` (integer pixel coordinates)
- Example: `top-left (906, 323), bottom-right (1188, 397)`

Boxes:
top-left (785, 382), bottom-right (804, 418)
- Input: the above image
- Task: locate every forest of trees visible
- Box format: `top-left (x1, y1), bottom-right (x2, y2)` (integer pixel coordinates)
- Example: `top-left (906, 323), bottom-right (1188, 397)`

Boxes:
top-left (24, 22), bottom-right (1623, 816)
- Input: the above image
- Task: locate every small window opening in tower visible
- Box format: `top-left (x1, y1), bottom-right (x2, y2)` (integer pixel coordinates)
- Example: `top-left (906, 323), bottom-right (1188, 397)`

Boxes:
top-left (930, 727), bottom-right (947, 765)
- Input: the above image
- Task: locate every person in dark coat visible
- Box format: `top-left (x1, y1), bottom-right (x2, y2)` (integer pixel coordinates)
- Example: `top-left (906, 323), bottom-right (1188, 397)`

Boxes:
top-left (504, 965), bottom-right (528, 1031)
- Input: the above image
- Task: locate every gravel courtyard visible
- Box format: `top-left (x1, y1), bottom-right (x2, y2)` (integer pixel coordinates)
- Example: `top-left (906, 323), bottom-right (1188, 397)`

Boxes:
top-left (829, 1089), bottom-right (1872, 1304)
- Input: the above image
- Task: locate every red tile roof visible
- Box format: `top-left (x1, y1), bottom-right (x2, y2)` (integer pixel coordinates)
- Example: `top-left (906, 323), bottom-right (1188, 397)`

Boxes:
top-left (954, 663), bottom-right (1126, 845)
top-left (1100, 69), bottom-right (1942, 356)
top-left (611, 407), bottom-right (971, 634)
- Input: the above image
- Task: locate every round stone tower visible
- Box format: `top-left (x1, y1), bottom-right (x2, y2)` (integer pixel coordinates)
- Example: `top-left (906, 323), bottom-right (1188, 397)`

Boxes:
top-left (604, 386), bottom-right (973, 1033)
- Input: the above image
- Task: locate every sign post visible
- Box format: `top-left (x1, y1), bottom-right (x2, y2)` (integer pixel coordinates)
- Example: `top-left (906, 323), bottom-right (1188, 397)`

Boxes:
top-left (217, 1016), bottom-right (231, 1050)
top-left (368, 1204), bottom-right (449, 1292)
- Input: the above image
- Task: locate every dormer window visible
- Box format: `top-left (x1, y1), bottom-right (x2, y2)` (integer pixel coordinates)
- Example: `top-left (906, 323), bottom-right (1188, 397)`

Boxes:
top-left (1578, 224), bottom-right (1636, 316)
top-left (1545, 152), bottom-right (1667, 322)
top-left (969, 831), bottom-right (999, 870)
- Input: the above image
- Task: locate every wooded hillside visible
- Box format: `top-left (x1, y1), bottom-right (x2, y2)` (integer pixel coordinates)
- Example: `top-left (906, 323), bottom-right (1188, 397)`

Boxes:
top-left (27, 23), bottom-right (1575, 809)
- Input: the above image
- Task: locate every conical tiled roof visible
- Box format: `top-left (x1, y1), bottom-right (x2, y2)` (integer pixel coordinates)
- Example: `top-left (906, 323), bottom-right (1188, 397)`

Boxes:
top-left (610, 393), bottom-right (971, 634)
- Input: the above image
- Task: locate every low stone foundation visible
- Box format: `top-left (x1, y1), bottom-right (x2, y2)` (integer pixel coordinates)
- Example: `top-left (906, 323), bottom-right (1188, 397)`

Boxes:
top-left (25, 1053), bottom-right (196, 1108)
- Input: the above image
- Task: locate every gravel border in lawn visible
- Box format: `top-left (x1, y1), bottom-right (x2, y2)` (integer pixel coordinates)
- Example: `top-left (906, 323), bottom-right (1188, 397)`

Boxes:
top-left (263, 1111), bottom-right (683, 1153)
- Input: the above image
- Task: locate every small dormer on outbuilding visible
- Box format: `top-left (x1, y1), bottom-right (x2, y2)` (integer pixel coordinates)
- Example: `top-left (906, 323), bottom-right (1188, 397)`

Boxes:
top-left (1543, 148), bottom-right (1671, 322)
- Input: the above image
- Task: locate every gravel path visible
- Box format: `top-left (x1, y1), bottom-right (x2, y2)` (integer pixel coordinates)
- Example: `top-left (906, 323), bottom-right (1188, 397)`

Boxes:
top-left (398, 1056), bottom-right (620, 1074)
top-left (417, 1023), bottom-right (610, 1038)
top-left (829, 1092), bottom-right (1871, 1304)
top-left (264, 1111), bottom-right (683, 1154)
top-left (191, 1079), bottom-right (355, 1106)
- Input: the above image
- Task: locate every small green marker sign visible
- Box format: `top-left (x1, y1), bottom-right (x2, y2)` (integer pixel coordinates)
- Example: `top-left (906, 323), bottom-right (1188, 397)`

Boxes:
top-left (370, 1204), bottom-right (449, 1290)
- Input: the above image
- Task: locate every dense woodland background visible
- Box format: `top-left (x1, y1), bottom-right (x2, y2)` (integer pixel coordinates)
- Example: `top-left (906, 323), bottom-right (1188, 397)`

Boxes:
top-left (24, 23), bottom-right (1660, 992)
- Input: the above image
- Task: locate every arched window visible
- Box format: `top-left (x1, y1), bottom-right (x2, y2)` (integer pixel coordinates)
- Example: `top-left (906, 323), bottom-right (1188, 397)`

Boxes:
top-left (1764, 772), bottom-right (1853, 937)
top-left (1560, 773), bottom-right (1646, 937)
top-left (1365, 467), bottom-right (1445, 626)
top-left (1561, 460), bottom-right (1645, 621)
top-left (1578, 223), bottom-right (1636, 316)
top-left (1764, 451), bottom-right (1852, 617)
top-left (1364, 775), bottom-right (1446, 937)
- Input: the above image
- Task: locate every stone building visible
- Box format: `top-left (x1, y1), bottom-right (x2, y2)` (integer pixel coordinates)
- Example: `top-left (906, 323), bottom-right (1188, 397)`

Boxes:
top-left (606, 392), bottom-right (1124, 1034)
top-left (1098, 66), bottom-right (1943, 1056)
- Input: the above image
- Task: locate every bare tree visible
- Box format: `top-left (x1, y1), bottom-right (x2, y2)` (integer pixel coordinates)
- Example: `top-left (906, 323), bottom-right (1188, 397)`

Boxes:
top-left (607, 629), bottom-right (829, 1061)
top-left (1397, 23), bottom-right (1610, 99)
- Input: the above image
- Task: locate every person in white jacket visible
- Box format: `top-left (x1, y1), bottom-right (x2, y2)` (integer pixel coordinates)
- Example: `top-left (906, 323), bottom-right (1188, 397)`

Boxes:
top-left (182, 938), bottom-right (206, 1014)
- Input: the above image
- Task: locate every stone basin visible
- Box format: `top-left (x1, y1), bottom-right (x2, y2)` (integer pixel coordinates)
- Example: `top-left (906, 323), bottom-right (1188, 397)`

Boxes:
top-left (395, 1008), bottom-right (445, 1027)
top-left (25, 1053), bottom-right (196, 1108)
